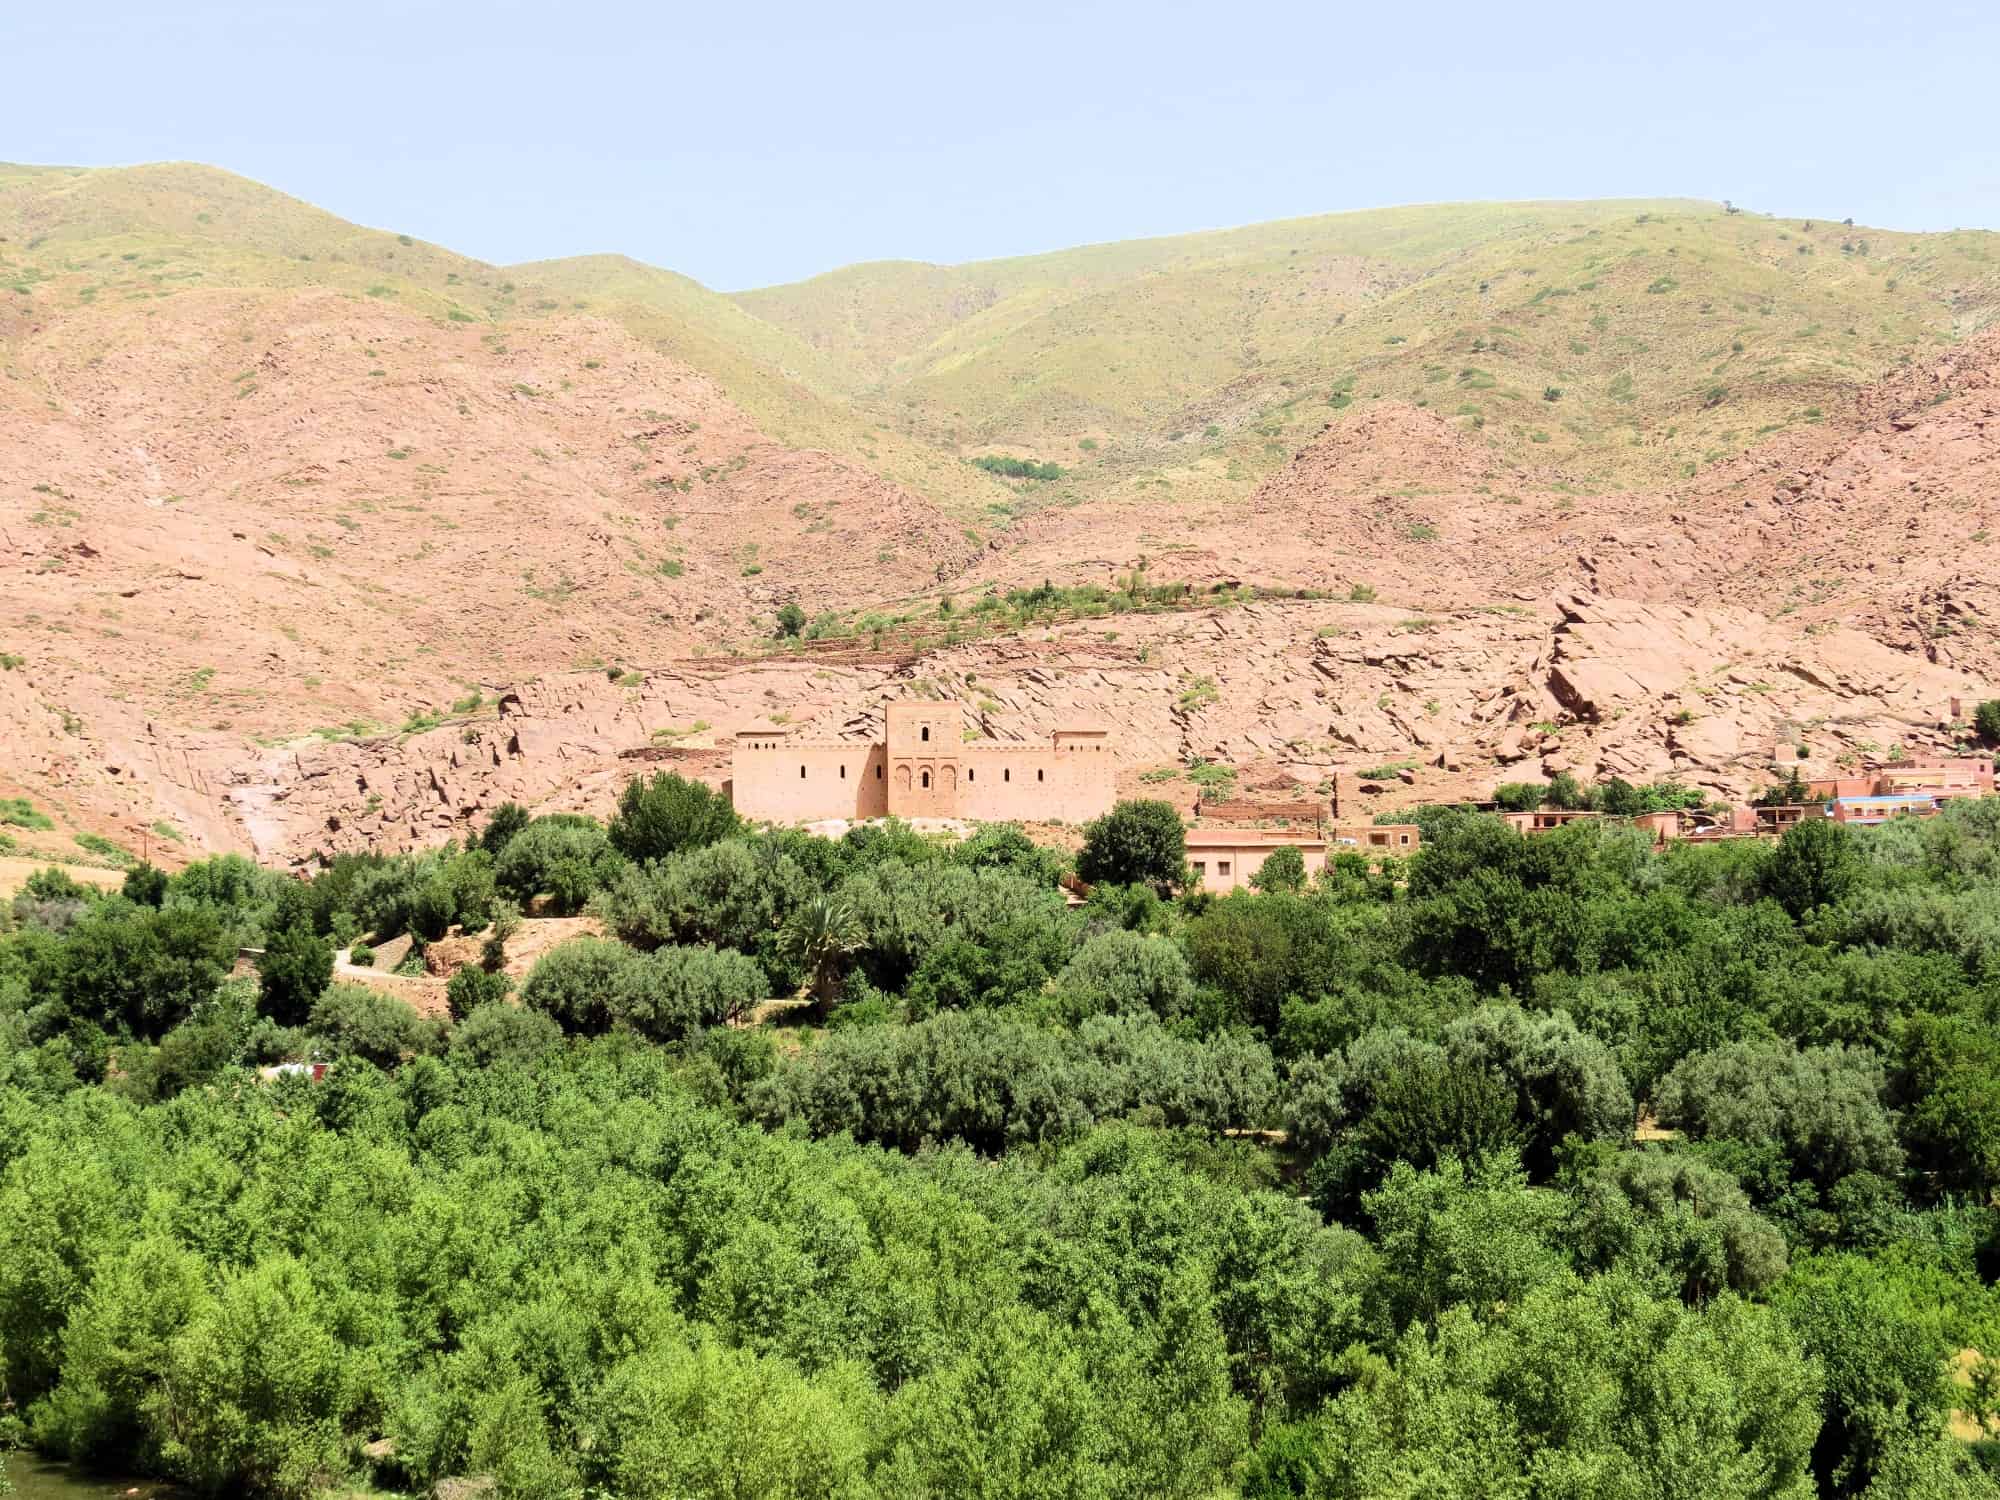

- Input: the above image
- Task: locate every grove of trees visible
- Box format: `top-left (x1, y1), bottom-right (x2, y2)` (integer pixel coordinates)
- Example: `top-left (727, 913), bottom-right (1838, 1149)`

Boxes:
top-left (5, 781), bottom-right (2000, 1496)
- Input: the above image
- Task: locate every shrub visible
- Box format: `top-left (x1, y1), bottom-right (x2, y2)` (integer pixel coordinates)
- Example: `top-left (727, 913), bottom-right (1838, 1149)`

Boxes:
top-left (61, 904), bottom-right (235, 1039)
top-left (969, 455), bottom-right (1065, 480)
top-left (306, 983), bottom-right (440, 1066)
top-left (1654, 1039), bottom-right (1902, 1192)
top-left (1055, 929), bottom-right (1196, 1019)
top-left (1975, 699), bottom-right (2000, 743)
top-left (257, 922), bottom-right (334, 1028)
top-left (446, 964), bottom-right (513, 1023)
top-left (120, 862), bottom-right (169, 908)
top-left (516, 936), bottom-right (760, 1040)
top-left (450, 1000), bottom-right (563, 1067)
top-left (494, 818), bottom-right (625, 915)
top-left (1492, 782), bottom-right (1545, 813)
top-left (0, 797), bottom-right (54, 830)
top-left (1076, 800), bottom-right (1186, 890)
top-left (595, 839), bottom-right (808, 959)
top-left (1761, 817), bottom-right (1859, 920)
top-left (347, 942), bottom-right (375, 968)
top-left (773, 602), bottom-right (807, 639)
top-left (1250, 845), bottom-right (1307, 893)
top-left (616, 945), bottom-right (766, 1040)
top-left (480, 801), bottom-right (532, 855)
top-left (518, 937), bottom-right (640, 1035)
top-left (606, 772), bottom-right (740, 865)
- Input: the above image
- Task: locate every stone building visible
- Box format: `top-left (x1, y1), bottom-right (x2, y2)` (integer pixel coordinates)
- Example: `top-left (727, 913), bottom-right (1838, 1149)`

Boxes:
top-left (729, 701), bottom-right (1116, 825)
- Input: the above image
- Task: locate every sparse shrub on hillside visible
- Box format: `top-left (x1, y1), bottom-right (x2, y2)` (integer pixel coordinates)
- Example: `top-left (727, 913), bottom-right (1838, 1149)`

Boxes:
top-left (0, 797), bottom-right (54, 831)
top-left (1975, 699), bottom-right (2000, 743)
top-left (1348, 583), bottom-right (1377, 603)
top-left (773, 602), bottom-right (806, 638)
top-left (480, 801), bottom-right (531, 855)
top-left (1543, 386), bottom-right (1563, 402)
top-left (969, 455), bottom-right (1065, 481)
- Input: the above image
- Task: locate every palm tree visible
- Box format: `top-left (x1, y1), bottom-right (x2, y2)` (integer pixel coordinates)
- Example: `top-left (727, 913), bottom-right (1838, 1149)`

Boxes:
top-left (778, 895), bottom-right (865, 1019)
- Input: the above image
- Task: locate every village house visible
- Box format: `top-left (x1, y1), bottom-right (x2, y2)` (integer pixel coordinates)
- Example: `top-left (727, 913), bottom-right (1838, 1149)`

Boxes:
top-left (1185, 823), bottom-right (1421, 894)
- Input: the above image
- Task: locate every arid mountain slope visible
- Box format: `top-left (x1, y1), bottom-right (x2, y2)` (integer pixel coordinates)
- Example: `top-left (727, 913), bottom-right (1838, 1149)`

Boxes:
top-left (1, 163), bottom-right (1996, 868)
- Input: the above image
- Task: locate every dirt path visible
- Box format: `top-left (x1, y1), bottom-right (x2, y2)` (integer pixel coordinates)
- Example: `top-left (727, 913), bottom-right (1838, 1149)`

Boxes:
top-left (333, 947), bottom-right (451, 1019)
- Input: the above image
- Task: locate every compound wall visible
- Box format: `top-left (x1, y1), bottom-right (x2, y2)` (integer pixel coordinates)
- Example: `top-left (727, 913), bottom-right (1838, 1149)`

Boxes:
top-left (729, 743), bottom-right (889, 822)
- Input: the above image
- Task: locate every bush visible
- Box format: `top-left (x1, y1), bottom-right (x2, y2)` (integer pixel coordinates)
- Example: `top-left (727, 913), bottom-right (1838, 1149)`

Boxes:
top-left (1250, 845), bottom-right (1307, 893)
top-left (1975, 699), bottom-right (2000, 744)
top-left (606, 772), bottom-right (740, 866)
top-left (60, 903), bottom-right (235, 1039)
top-left (257, 921), bottom-right (334, 1028)
top-left (1567, 1150), bottom-right (1788, 1300)
top-left (594, 839), bottom-right (809, 960)
top-left (615, 945), bottom-right (766, 1040)
top-left (449, 1000), bottom-right (562, 1067)
top-left (1492, 782), bottom-right (1546, 813)
top-left (1762, 817), bottom-right (1859, 920)
top-left (1076, 800), bottom-right (1186, 890)
top-left (773, 602), bottom-right (807, 639)
top-left (479, 801), bottom-right (532, 855)
top-left (347, 941), bottom-right (375, 967)
top-left (493, 818), bottom-right (625, 915)
top-left (446, 964), bottom-right (512, 1023)
top-left (518, 937), bottom-right (640, 1035)
top-left (306, 983), bottom-right (440, 1067)
top-left (120, 862), bottom-right (169, 908)
top-left (1054, 929), bottom-right (1195, 1019)
top-left (1654, 1039), bottom-right (1902, 1193)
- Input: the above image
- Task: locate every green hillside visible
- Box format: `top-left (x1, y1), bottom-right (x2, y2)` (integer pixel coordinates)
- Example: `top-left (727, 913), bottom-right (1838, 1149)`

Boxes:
top-left (737, 198), bottom-right (2000, 496)
top-left (8, 164), bottom-right (1997, 522)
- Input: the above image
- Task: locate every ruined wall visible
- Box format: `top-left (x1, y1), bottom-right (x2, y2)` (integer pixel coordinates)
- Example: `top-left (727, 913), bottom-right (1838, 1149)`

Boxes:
top-left (730, 743), bottom-right (888, 822)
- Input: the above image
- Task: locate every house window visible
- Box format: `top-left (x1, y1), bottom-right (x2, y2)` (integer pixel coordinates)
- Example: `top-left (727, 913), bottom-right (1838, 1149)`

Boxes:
top-left (921, 726), bottom-right (930, 742)
top-left (1399, 834), bottom-right (1410, 845)
top-left (1192, 861), bottom-right (1206, 876)
top-left (1037, 768), bottom-right (1044, 782)
top-left (1004, 768), bottom-right (1011, 782)
top-left (1217, 861), bottom-right (1232, 876)
top-left (876, 765), bottom-right (883, 779)
top-left (840, 765), bottom-right (846, 779)
top-left (967, 768), bottom-right (975, 782)
top-left (921, 770), bottom-right (931, 789)
top-left (800, 765), bottom-right (807, 778)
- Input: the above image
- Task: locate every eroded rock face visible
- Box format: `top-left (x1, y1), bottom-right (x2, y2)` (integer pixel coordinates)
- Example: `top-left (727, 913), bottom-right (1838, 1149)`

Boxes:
top-left (5, 317), bottom-right (1998, 860)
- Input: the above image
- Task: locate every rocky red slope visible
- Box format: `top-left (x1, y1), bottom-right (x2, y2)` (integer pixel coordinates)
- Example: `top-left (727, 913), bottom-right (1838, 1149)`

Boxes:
top-left (4, 287), bottom-right (1997, 866)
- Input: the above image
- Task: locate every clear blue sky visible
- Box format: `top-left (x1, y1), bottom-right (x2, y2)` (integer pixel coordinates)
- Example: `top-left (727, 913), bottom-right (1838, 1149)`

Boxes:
top-left (8, 0), bottom-right (1996, 290)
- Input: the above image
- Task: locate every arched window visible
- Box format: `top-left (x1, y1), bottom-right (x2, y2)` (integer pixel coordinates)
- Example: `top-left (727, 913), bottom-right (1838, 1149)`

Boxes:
top-left (1004, 768), bottom-right (1011, 782)
top-left (799, 765), bottom-right (807, 778)
top-left (1037, 768), bottom-right (1044, 782)
top-left (840, 764), bottom-right (847, 779)
top-left (921, 770), bottom-right (931, 789)
top-left (967, 768), bottom-right (975, 782)
top-left (921, 726), bottom-right (930, 742)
